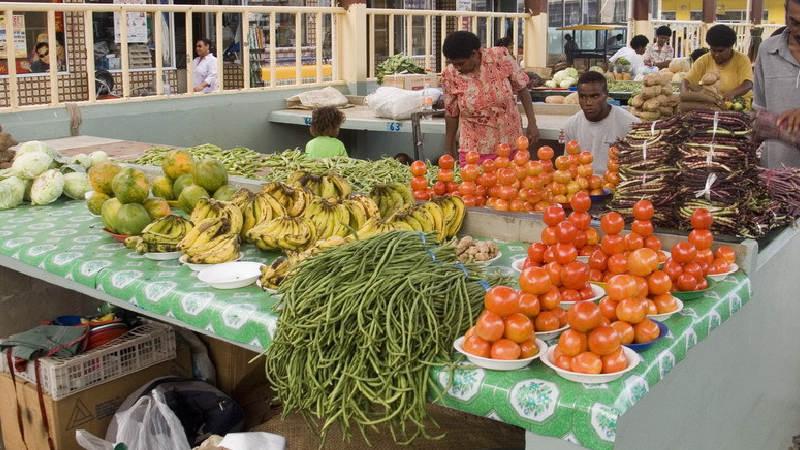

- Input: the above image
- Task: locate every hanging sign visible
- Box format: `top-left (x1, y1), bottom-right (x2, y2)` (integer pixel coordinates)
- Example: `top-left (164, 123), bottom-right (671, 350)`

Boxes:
top-left (114, 0), bottom-right (148, 44)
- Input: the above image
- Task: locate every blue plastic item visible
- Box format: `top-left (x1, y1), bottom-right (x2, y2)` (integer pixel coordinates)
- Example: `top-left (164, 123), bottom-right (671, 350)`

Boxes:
top-left (54, 315), bottom-right (82, 326)
top-left (625, 320), bottom-right (669, 353)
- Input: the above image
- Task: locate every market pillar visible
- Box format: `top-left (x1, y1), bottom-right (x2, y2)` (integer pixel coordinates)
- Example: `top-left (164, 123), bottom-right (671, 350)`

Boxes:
top-left (632, 0), bottom-right (652, 39)
top-left (750, 0), bottom-right (764, 25)
top-left (523, 0), bottom-right (547, 69)
top-left (702, 0), bottom-right (717, 23)
top-left (338, 0), bottom-right (368, 94)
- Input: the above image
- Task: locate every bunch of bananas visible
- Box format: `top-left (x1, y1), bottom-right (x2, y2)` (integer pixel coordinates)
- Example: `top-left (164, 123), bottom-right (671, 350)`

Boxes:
top-left (433, 196), bottom-right (466, 239)
top-left (129, 215), bottom-right (194, 253)
top-left (230, 188), bottom-right (285, 239)
top-left (369, 183), bottom-right (414, 219)
top-left (261, 182), bottom-right (311, 217)
top-left (189, 198), bottom-right (244, 236)
top-left (246, 215), bottom-right (317, 252)
top-left (304, 197), bottom-right (350, 240)
top-left (388, 202), bottom-right (446, 241)
top-left (259, 236), bottom-right (350, 290)
top-left (355, 216), bottom-right (413, 239)
top-left (178, 216), bottom-right (241, 264)
top-left (288, 171), bottom-right (352, 201)
top-left (343, 194), bottom-right (380, 230)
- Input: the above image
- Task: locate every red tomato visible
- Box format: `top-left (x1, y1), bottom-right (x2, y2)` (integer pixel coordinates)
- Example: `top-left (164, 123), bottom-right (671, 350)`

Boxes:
top-left (565, 140), bottom-right (581, 155)
top-left (513, 150), bottom-right (531, 166)
top-left (551, 306), bottom-right (568, 327)
top-left (464, 151), bottom-right (481, 165)
top-left (600, 212), bottom-right (625, 235)
top-left (463, 335), bottom-right (491, 358)
top-left (578, 151), bottom-right (594, 165)
top-left (635, 276), bottom-right (649, 298)
top-left (695, 248), bottom-right (714, 268)
top-left (690, 208), bottom-right (713, 230)
top-left (645, 299), bottom-right (658, 315)
top-left (632, 199), bottom-right (654, 220)
top-left (610, 320), bottom-right (635, 345)
top-left (578, 285), bottom-right (594, 300)
top-left (446, 181), bottom-right (460, 193)
top-left (561, 261), bottom-right (590, 290)
top-left (586, 228), bottom-right (600, 246)
top-left (707, 258), bottom-right (730, 275)
top-left (607, 274), bottom-right (639, 301)
top-left (653, 293), bottom-right (677, 314)
top-left (438, 169), bottom-right (454, 183)
top-left (410, 160), bottom-right (427, 176)
top-left (411, 176), bottom-right (429, 192)
top-left (527, 243), bottom-right (548, 264)
top-left (631, 220), bottom-right (654, 237)
top-left (520, 266), bottom-right (553, 295)
top-left (497, 167), bottom-right (517, 186)
top-left (481, 158), bottom-right (497, 173)
top-left (545, 262), bottom-right (563, 287)
top-left (644, 235), bottom-right (662, 251)
top-left (625, 232), bottom-right (645, 251)
top-left (684, 261), bottom-right (704, 282)
top-left (484, 286), bottom-right (520, 317)
top-left (589, 268), bottom-right (604, 282)
top-left (478, 172), bottom-right (497, 188)
top-left (602, 348), bottom-right (628, 374)
top-left (498, 185), bottom-right (517, 201)
top-left (555, 155), bottom-right (571, 171)
top-left (554, 243), bottom-right (578, 265)
top-left (588, 325), bottom-right (622, 356)
top-left (534, 310), bottom-right (561, 331)
top-left (438, 154), bottom-right (455, 170)
top-left (490, 339), bottom-right (521, 360)
top-left (554, 354), bottom-right (573, 371)
top-left (569, 191), bottom-right (591, 213)
top-left (460, 164), bottom-right (480, 182)
top-left (570, 352), bottom-right (602, 374)
top-left (561, 289), bottom-right (582, 302)
top-left (607, 253), bottom-right (628, 275)
top-left (433, 181), bottom-right (447, 196)
top-left (627, 248), bottom-right (659, 277)
top-left (672, 241), bottom-right (697, 263)
top-left (599, 298), bottom-right (619, 321)
top-left (573, 230), bottom-right (588, 249)
top-left (663, 258), bottom-right (683, 280)
top-left (715, 246), bottom-right (736, 264)
top-left (543, 205), bottom-right (566, 226)
top-left (568, 212), bottom-right (592, 231)
top-left (696, 278), bottom-right (709, 290)
top-left (675, 273), bottom-right (698, 291)
top-left (475, 311), bottom-right (504, 342)
top-left (518, 293), bottom-right (541, 318)
top-left (540, 287), bottom-right (562, 310)
top-left (519, 339), bottom-right (538, 358)
top-left (413, 190), bottom-right (431, 201)
top-left (493, 199), bottom-right (510, 212)
top-left (633, 318), bottom-right (660, 344)
top-left (556, 221), bottom-right (578, 244)
top-left (689, 229), bottom-right (714, 251)
top-left (589, 249), bottom-right (608, 271)
top-left (558, 329), bottom-right (588, 357)
top-left (496, 143), bottom-right (512, 158)
top-left (543, 246), bottom-right (556, 263)
top-left (503, 313), bottom-right (534, 343)
top-left (601, 234), bottom-right (626, 255)
top-left (566, 301), bottom-right (602, 332)
top-left (616, 298), bottom-right (648, 324)
top-left (541, 226), bottom-right (558, 246)
top-left (537, 146), bottom-right (555, 160)
top-left (458, 181), bottom-right (477, 197)
top-left (526, 160), bottom-right (543, 177)
top-left (647, 270), bottom-right (673, 295)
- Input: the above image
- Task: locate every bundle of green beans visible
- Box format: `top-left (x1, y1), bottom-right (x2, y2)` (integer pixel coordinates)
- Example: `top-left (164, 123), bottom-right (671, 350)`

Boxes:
top-left (128, 144), bottom-right (274, 178)
top-left (266, 231), bottom-right (488, 445)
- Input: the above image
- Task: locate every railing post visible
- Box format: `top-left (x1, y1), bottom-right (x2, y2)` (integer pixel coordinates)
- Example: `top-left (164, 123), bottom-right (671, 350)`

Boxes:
top-left (523, 0), bottom-right (547, 69)
top-left (4, 10), bottom-right (18, 110)
top-left (338, 0), bottom-right (367, 94)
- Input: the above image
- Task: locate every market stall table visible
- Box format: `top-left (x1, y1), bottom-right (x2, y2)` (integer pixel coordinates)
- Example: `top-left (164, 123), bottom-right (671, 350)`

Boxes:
top-left (17, 136), bottom-right (175, 161)
top-left (0, 199), bottom-right (767, 450)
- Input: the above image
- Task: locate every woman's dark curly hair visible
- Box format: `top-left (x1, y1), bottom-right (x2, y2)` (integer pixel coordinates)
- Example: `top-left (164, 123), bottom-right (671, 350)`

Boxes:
top-left (443, 31), bottom-right (481, 60)
top-left (705, 24), bottom-right (737, 48)
top-left (310, 106), bottom-right (345, 137)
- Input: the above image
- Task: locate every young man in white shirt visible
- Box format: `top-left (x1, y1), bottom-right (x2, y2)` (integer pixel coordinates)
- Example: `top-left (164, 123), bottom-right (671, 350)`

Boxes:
top-left (609, 35), bottom-right (650, 78)
top-left (563, 71), bottom-right (640, 172)
top-left (191, 38), bottom-right (218, 93)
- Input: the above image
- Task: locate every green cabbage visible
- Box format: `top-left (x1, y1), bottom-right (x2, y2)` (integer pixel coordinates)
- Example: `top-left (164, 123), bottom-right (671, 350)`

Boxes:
top-left (30, 169), bottom-right (64, 205)
top-left (0, 176), bottom-right (25, 209)
top-left (90, 151), bottom-right (109, 166)
top-left (12, 151), bottom-right (53, 179)
top-left (63, 172), bottom-right (90, 200)
top-left (72, 153), bottom-right (92, 168)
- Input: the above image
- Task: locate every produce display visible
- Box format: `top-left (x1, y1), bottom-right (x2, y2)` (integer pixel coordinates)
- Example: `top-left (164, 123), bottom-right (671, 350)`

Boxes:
top-left (265, 231), bottom-right (490, 444)
top-left (544, 67), bottom-right (579, 89)
top-left (628, 72), bottom-right (680, 121)
top-left (454, 235), bottom-right (499, 263)
top-left (129, 144), bottom-right (271, 179)
top-left (461, 286), bottom-right (540, 360)
top-left (375, 54), bottom-right (426, 84)
top-left (123, 215), bottom-right (193, 254)
top-left (552, 302), bottom-right (630, 374)
top-left (178, 201), bottom-right (243, 264)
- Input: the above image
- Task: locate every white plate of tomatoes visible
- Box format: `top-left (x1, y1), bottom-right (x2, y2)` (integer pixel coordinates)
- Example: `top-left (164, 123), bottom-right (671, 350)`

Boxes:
top-left (541, 344), bottom-right (641, 384)
top-left (708, 263), bottom-right (739, 281)
top-left (454, 336), bottom-right (547, 371)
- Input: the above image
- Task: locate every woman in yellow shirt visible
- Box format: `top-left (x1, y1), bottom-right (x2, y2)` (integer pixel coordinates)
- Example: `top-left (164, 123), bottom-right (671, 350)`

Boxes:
top-left (683, 24), bottom-right (753, 101)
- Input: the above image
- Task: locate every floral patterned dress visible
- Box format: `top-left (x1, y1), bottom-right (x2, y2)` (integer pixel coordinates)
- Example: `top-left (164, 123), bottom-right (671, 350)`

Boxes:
top-left (442, 47), bottom-right (529, 156)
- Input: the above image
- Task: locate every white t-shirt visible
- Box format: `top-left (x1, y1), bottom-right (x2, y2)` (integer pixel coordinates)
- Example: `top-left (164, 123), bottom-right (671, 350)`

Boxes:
top-left (609, 46), bottom-right (646, 77)
top-left (191, 53), bottom-right (218, 93)
top-left (564, 106), bottom-right (640, 172)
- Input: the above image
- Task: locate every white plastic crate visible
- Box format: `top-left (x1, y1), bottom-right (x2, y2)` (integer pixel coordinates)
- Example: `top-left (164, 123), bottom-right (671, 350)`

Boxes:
top-left (0, 321), bottom-right (175, 401)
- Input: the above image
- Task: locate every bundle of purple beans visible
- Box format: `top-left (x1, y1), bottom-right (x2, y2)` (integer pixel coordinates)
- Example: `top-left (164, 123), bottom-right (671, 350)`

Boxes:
top-left (760, 167), bottom-right (800, 223)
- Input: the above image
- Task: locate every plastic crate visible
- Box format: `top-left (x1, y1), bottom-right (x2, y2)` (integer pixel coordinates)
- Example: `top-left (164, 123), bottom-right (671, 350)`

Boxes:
top-left (0, 321), bottom-right (175, 401)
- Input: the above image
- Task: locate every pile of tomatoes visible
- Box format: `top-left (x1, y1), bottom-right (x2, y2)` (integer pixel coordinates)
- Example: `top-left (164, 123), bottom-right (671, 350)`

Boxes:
top-left (463, 286), bottom-right (540, 360)
top-left (664, 208), bottom-right (736, 291)
top-left (552, 300), bottom-right (631, 375)
top-left (605, 146), bottom-right (621, 190)
top-left (548, 140), bottom-right (606, 205)
top-left (409, 155), bottom-right (458, 201)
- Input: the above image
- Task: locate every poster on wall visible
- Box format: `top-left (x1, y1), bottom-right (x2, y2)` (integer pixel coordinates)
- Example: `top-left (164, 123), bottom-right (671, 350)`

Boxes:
top-left (0, 15), bottom-right (28, 59)
top-left (114, 0), bottom-right (148, 44)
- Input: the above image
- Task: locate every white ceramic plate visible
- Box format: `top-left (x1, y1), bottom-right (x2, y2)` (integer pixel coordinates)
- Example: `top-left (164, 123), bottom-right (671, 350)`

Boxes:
top-left (454, 337), bottom-right (547, 371)
top-left (255, 279), bottom-right (281, 296)
top-left (541, 345), bottom-right (641, 384)
top-left (560, 283), bottom-right (606, 309)
top-left (197, 261), bottom-right (263, 289)
top-left (470, 251), bottom-right (502, 266)
top-left (144, 251), bottom-right (181, 261)
top-left (708, 263), bottom-right (739, 281)
top-left (179, 253), bottom-right (242, 272)
top-left (511, 257), bottom-right (527, 273)
top-left (534, 323), bottom-right (569, 342)
top-left (647, 297), bottom-right (684, 322)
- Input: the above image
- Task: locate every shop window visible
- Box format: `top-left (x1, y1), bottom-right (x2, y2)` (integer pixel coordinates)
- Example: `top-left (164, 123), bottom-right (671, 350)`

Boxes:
top-left (0, 11), bottom-right (68, 76)
top-left (88, 0), bottom-right (176, 72)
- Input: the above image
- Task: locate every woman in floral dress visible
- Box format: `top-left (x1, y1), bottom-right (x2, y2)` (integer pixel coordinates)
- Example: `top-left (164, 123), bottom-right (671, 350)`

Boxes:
top-left (442, 31), bottom-right (539, 165)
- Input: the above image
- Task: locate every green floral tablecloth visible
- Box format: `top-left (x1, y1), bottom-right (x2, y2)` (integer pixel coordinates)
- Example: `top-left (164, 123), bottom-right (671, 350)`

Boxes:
top-left (0, 200), bottom-right (752, 449)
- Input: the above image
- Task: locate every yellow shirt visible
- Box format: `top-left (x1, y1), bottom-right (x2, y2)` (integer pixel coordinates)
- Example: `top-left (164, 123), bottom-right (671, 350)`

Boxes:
top-left (685, 51), bottom-right (753, 99)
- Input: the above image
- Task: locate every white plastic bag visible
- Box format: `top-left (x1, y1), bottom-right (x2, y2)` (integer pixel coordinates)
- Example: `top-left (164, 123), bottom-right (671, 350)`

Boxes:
top-left (218, 432), bottom-right (286, 450)
top-left (366, 87), bottom-right (424, 120)
top-left (289, 86), bottom-right (349, 108)
top-left (76, 391), bottom-right (190, 450)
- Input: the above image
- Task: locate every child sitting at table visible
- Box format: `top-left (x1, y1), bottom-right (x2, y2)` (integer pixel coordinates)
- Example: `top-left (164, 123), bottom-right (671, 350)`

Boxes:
top-left (305, 106), bottom-right (348, 159)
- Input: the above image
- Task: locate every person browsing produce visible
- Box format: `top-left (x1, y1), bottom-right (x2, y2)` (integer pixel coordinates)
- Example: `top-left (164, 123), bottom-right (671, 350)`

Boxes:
top-left (609, 35), bottom-right (649, 77)
top-left (563, 71), bottom-right (640, 172)
top-left (305, 106), bottom-right (348, 159)
top-left (442, 31), bottom-right (539, 164)
top-left (645, 26), bottom-right (675, 69)
top-left (753, 0), bottom-right (800, 167)
top-left (683, 24), bottom-right (753, 102)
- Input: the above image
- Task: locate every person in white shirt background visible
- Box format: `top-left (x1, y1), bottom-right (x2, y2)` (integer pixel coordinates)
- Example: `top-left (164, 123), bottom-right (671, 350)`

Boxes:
top-left (191, 38), bottom-right (218, 93)
top-left (563, 71), bottom-right (640, 172)
top-left (609, 35), bottom-right (650, 78)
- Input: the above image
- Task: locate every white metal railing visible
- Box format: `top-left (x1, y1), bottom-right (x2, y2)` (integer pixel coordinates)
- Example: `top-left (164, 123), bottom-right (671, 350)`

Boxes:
top-left (0, 2), bottom-right (345, 111)
top-left (365, 9), bottom-right (528, 78)
top-left (654, 19), bottom-right (784, 58)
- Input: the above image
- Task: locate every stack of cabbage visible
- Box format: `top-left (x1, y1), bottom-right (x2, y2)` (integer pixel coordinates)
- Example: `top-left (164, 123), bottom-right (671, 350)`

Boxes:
top-left (544, 67), bottom-right (579, 89)
top-left (0, 141), bottom-right (99, 210)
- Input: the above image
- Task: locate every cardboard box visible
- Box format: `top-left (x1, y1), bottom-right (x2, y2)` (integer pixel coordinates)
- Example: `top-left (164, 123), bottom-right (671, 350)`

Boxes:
top-left (381, 74), bottom-right (440, 91)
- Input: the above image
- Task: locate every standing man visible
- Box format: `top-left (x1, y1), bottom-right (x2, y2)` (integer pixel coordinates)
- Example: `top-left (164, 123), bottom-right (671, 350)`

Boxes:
top-left (563, 71), bottom-right (640, 172)
top-left (645, 26), bottom-right (675, 69)
top-left (609, 35), bottom-right (649, 77)
top-left (191, 38), bottom-right (218, 93)
top-left (753, 0), bottom-right (800, 167)
top-left (564, 34), bottom-right (578, 66)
